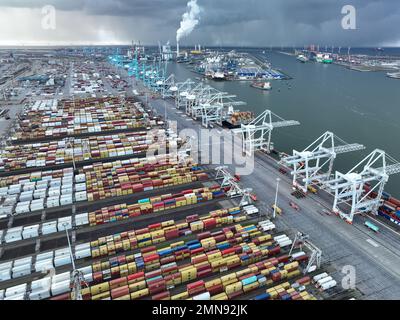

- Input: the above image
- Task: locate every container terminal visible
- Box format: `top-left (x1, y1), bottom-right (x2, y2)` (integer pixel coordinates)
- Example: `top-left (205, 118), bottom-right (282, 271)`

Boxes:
top-left (0, 47), bottom-right (399, 302)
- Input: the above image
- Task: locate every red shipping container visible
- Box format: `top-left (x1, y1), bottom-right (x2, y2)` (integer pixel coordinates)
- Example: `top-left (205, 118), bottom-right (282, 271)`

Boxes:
top-left (148, 283), bottom-right (166, 295)
top-left (227, 262), bottom-right (242, 270)
top-left (277, 255), bottom-right (290, 263)
top-left (208, 284), bottom-right (224, 295)
top-left (111, 285), bottom-right (130, 299)
top-left (190, 247), bottom-right (204, 255)
top-left (93, 271), bottom-right (103, 284)
top-left (197, 232), bottom-right (211, 240)
top-left (160, 256), bottom-right (175, 265)
top-left (197, 268), bottom-right (213, 278)
top-left (165, 229), bottom-right (179, 240)
top-left (228, 291), bottom-right (243, 300)
top-left (50, 293), bottom-right (70, 300)
top-left (110, 277), bottom-right (127, 290)
top-left (148, 223), bottom-right (162, 230)
top-left (127, 272), bottom-right (145, 283)
top-left (192, 255), bottom-right (208, 265)
top-left (152, 291), bottom-right (170, 300)
top-left (146, 270), bottom-right (162, 279)
top-left (295, 255), bottom-right (309, 262)
top-left (297, 276), bottom-right (311, 285)
top-left (221, 248), bottom-right (236, 256)
top-left (144, 254), bottom-right (159, 264)
top-left (142, 246), bottom-right (157, 254)
top-left (272, 272), bottom-right (282, 282)
top-left (188, 286), bottom-right (206, 296)
top-left (268, 246), bottom-right (281, 256)
top-left (136, 228), bottom-right (149, 235)
top-left (187, 280), bottom-right (205, 291)
top-left (214, 235), bottom-right (226, 242)
top-left (196, 263), bottom-right (211, 272)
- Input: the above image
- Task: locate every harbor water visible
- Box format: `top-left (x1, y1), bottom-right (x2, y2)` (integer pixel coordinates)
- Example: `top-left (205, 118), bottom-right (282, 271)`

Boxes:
top-left (167, 50), bottom-right (400, 197)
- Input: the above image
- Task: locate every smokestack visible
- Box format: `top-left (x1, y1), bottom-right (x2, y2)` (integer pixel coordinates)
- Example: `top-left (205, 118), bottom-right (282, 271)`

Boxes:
top-left (177, 42), bottom-right (180, 57)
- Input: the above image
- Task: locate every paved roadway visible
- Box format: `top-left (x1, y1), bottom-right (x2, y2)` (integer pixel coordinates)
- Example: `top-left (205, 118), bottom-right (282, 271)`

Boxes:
top-left (129, 76), bottom-right (400, 300)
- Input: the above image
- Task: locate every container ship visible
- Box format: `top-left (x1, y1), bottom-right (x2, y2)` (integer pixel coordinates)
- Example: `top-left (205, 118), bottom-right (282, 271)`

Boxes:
top-left (222, 111), bottom-right (254, 129)
top-left (251, 81), bottom-right (272, 90)
top-left (387, 72), bottom-right (400, 79)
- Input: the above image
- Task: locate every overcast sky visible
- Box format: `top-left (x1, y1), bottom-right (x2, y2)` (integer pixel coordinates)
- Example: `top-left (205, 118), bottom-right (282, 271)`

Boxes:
top-left (0, 0), bottom-right (399, 46)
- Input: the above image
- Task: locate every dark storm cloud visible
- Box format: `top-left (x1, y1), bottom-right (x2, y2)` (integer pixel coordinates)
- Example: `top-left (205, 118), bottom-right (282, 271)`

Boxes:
top-left (0, 0), bottom-right (399, 46)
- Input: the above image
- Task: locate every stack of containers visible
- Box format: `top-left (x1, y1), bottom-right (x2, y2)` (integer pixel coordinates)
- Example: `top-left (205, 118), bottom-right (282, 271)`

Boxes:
top-left (13, 97), bottom-right (155, 142)
top-left (81, 156), bottom-right (206, 202)
top-left (273, 234), bottom-right (293, 248)
top-left (1, 131), bottom-right (172, 173)
top-left (0, 167), bottom-right (82, 215)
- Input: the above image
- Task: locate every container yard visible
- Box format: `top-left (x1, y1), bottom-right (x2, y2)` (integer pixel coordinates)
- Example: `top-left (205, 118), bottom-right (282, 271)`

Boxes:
top-left (0, 54), bottom-right (346, 302)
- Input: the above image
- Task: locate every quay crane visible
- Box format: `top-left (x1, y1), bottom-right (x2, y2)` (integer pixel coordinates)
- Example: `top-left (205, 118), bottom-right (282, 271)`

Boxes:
top-left (282, 131), bottom-right (365, 193)
top-left (325, 149), bottom-right (400, 224)
top-left (233, 110), bottom-right (300, 156)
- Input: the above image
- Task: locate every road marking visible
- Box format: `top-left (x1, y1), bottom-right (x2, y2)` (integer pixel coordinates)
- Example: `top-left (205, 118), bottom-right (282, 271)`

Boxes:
top-left (366, 239), bottom-right (380, 248)
top-left (185, 118), bottom-right (192, 121)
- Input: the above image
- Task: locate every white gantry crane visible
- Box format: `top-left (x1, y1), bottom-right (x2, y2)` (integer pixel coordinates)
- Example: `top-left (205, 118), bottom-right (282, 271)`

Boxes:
top-left (215, 166), bottom-right (254, 206)
top-left (159, 74), bottom-right (176, 99)
top-left (233, 109), bottom-right (300, 156)
top-left (282, 131), bottom-right (365, 193)
top-left (289, 232), bottom-right (322, 274)
top-left (174, 79), bottom-right (196, 109)
top-left (325, 149), bottom-right (400, 223)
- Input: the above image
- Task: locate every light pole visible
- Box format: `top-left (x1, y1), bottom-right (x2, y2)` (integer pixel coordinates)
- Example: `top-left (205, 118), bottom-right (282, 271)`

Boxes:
top-left (273, 178), bottom-right (281, 219)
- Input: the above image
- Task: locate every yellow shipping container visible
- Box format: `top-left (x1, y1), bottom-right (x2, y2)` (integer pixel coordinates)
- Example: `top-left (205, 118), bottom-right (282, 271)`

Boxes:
top-left (129, 280), bottom-right (147, 292)
top-left (287, 270), bottom-right (301, 278)
top-left (138, 240), bottom-right (152, 248)
top-left (221, 273), bottom-right (237, 283)
top-left (207, 252), bottom-right (222, 261)
top-left (243, 282), bottom-right (259, 293)
top-left (225, 282), bottom-right (243, 295)
top-left (90, 283), bottom-right (110, 296)
top-left (205, 278), bottom-right (222, 288)
top-left (92, 292), bottom-right (111, 300)
top-left (131, 288), bottom-right (149, 300)
top-left (171, 292), bottom-right (189, 300)
top-left (284, 262), bottom-right (299, 271)
top-left (212, 293), bottom-right (229, 301)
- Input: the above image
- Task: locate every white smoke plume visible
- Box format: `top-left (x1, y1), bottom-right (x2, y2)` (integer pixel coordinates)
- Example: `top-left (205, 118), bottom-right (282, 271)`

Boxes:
top-left (176, 0), bottom-right (201, 43)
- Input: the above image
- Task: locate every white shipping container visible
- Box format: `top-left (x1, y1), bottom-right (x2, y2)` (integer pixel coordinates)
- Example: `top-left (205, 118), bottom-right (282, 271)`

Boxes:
top-left (42, 221), bottom-right (58, 235)
top-left (5, 283), bottom-right (27, 297)
top-left (313, 273), bottom-right (329, 283)
top-left (54, 255), bottom-right (71, 267)
top-left (50, 280), bottom-right (70, 296)
top-left (74, 212), bottom-right (89, 226)
top-left (0, 269), bottom-right (11, 281)
top-left (35, 259), bottom-right (54, 273)
top-left (321, 280), bottom-right (337, 291)
top-left (29, 289), bottom-right (50, 300)
top-left (12, 264), bottom-right (32, 278)
top-left (193, 292), bottom-right (211, 300)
